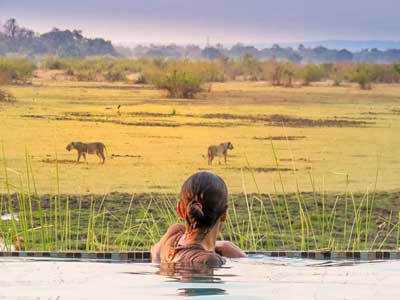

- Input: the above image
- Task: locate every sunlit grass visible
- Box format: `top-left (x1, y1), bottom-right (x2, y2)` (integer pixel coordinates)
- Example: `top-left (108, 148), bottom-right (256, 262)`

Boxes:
top-left (1, 79), bottom-right (400, 195)
top-left (1, 143), bottom-right (399, 252)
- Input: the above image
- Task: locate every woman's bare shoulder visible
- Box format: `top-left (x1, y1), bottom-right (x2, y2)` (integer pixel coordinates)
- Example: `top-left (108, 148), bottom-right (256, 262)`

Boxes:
top-left (151, 224), bottom-right (184, 263)
top-left (165, 224), bottom-right (185, 236)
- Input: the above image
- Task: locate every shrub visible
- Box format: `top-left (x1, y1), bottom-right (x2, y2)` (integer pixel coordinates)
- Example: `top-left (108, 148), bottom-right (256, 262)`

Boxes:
top-left (270, 62), bottom-right (284, 86)
top-left (349, 65), bottom-right (373, 90)
top-left (394, 63), bottom-right (400, 75)
top-left (104, 68), bottom-right (127, 82)
top-left (0, 57), bottom-right (36, 84)
top-left (74, 69), bottom-right (97, 81)
top-left (153, 69), bottom-right (204, 98)
top-left (43, 56), bottom-right (69, 70)
top-left (265, 62), bottom-right (298, 86)
top-left (302, 64), bottom-right (324, 85)
top-left (239, 54), bottom-right (263, 80)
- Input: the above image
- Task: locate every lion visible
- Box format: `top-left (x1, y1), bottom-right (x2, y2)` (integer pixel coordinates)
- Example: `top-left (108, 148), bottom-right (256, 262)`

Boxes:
top-left (66, 142), bottom-right (107, 164)
top-left (207, 142), bottom-right (234, 165)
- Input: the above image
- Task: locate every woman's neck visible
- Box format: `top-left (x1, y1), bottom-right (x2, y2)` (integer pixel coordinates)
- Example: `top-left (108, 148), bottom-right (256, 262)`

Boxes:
top-left (181, 221), bottom-right (220, 252)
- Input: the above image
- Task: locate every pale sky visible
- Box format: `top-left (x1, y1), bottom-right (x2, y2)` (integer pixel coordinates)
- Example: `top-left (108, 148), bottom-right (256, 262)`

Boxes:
top-left (0, 0), bottom-right (399, 44)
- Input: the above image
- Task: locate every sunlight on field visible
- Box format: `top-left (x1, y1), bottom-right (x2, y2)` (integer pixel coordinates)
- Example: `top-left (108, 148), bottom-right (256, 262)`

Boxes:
top-left (1, 78), bottom-right (400, 194)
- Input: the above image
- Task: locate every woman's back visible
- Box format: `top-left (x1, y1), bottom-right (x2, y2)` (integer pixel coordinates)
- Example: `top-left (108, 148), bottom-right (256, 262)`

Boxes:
top-left (152, 224), bottom-right (225, 267)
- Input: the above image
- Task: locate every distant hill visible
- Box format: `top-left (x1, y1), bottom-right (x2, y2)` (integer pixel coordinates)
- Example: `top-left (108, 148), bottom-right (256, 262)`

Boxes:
top-left (119, 43), bottom-right (400, 63)
top-left (0, 18), bottom-right (116, 57)
top-left (1, 18), bottom-right (400, 63)
top-left (277, 40), bottom-right (400, 52)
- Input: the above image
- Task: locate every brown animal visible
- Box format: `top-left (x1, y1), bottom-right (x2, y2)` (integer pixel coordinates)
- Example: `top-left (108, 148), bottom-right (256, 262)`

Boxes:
top-left (207, 142), bottom-right (234, 165)
top-left (66, 142), bottom-right (107, 164)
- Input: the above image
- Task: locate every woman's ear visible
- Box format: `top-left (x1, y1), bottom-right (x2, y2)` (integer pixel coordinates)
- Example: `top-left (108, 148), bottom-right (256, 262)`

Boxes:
top-left (220, 211), bottom-right (227, 222)
top-left (176, 203), bottom-right (185, 219)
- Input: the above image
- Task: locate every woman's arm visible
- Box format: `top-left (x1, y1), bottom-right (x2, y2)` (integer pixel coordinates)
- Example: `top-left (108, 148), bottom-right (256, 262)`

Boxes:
top-left (215, 241), bottom-right (247, 258)
top-left (151, 241), bottom-right (162, 263)
top-left (151, 224), bottom-right (185, 263)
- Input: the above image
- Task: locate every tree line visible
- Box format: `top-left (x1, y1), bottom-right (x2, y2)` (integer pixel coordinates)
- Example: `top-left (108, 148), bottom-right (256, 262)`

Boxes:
top-left (0, 19), bottom-right (116, 57)
top-left (119, 43), bottom-right (400, 63)
top-left (1, 18), bottom-right (400, 63)
top-left (1, 56), bottom-right (400, 100)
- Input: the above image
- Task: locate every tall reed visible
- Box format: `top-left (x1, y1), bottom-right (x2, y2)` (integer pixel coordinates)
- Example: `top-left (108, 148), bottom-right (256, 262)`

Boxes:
top-left (0, 144), bottom-right (399, 252)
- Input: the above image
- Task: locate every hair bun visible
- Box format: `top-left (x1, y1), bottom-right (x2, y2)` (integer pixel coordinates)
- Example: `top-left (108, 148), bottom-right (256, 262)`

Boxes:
top-left (186, 195), bottom-right (205, 229)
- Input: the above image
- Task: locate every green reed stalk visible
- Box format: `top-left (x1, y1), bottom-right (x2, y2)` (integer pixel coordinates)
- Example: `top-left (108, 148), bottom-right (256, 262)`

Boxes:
top-left (130, 198), bottom-right (153, 250)
top-left (85, 197), bottom-right (94, 251)
top-left (241, 169), bottom-right (256, 250)
top-left (397, 212), bottom-right (400, 249)
top-left (2, 146), bottom-right (18, 241)
top-left (229, 195), bottom-right (244, 248)
top-left (271, 141), bottom-right (296, 248)
top-left (24, 148), bottom-right (35, 247)
top-left (342, 174), bottom-right (349, 250)
top-left (244, 156), bottom-right (275, 249)
top-left (75, 197), bottom-right (82, 251)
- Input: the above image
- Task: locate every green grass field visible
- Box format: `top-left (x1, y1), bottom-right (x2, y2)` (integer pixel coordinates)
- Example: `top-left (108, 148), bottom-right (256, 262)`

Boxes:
top-left (1, 74), bottom-right (400, 194)
top-left (1, 73), bottom-right (400, 251)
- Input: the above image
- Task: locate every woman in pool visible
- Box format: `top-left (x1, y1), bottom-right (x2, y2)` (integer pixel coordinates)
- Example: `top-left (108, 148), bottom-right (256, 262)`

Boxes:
top-left (151, 171), bottom-right (246, 266)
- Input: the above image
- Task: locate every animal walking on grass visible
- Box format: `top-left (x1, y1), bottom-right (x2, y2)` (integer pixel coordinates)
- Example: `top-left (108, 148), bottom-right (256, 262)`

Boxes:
top-left (66, 142), bottom-right (108, 164)
top-left (207, 142), bottom-right (234, 165)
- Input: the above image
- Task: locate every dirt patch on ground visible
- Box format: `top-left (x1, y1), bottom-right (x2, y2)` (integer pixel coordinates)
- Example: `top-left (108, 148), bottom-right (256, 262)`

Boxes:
top-left (280, 158), bottom-right (310, 162)
top-left (227, 166), bottom-right (295, 172)
top-left (110, 154), bottom-right (142, 159)
top-left (126, 112), bottom-right (176, 118)
top-left (41, 159), bottom-right (78, 164)
top-left (361, 109), bottom-right (400, 116)
top-left (22, 114), bottom-right (181, 127)
top-left (64, 111), bottom-right (375, 128)
top-left (253, 136), bottom-right (306, 141)
top-left (66, 112), bottom-right (176, 118)
top-left (22, 110), bottom-right (374, 128)
top-left (148, 185), bottom-right (169, 190)
top-left (199, 113), bottom-right (373, 127)
top-left (22, 114), bottom-right (242, 128)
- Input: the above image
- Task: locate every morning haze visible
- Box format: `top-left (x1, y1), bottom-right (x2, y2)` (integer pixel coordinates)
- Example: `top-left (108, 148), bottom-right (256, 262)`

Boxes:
top-left (1, 0), bottom-right (399, 44)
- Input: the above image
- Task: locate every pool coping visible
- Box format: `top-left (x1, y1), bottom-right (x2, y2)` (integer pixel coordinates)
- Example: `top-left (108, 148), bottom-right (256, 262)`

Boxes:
top-left (1, 250), bottom-right (399, 262)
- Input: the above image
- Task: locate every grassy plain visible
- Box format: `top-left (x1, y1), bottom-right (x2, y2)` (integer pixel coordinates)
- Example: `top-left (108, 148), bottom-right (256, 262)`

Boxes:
top-left (1, 72), bottom-right (400, 251)
top-left (1, 74), bottom-right (400, 195)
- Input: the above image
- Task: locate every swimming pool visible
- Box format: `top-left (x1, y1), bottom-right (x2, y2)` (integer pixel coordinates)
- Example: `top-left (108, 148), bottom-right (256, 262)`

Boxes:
top-left (0, 256), bottom-right (399, 299)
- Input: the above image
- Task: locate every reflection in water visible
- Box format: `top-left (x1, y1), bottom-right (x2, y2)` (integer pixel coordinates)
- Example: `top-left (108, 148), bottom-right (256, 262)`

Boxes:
top-left (178, 288), bottom-right (227, 297)
top-left (157, 263), bottom-right (229, 297)
top-left (157, 262), bottom-right (224, 283)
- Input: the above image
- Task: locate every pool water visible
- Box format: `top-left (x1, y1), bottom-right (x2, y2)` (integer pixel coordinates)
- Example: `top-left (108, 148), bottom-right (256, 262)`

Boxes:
top-left (0, 256), bottom-right (399, 299)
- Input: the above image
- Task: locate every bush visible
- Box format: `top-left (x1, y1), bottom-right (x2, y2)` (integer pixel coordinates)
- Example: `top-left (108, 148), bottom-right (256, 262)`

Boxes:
top-left (74, 69), bottom-right (97, 81)
top-left (264, 61), bottom-right (298, 86)
top-left (350, 65), bottom-right (374, 90)
top-left (43, 56), bottom-right (69, 70)
top-left (302, 64), bottom-right (324, 85)
top-left (153, 69), bottom-right (204, 98)
top-left (0, 57), bottom-right (36, 84)
top-left (395, 64), bottom-right (400, 75)
top-left (104, 68), bottom-right (127, 82)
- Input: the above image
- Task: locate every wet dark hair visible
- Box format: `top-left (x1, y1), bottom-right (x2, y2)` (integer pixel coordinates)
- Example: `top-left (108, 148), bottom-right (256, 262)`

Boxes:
top-left (178, 171), bottom-right (228, 232)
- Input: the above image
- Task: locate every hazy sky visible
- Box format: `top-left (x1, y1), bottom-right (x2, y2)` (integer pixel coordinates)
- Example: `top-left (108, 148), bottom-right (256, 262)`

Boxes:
top-left (0, 0), bottom-right (399, 44)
